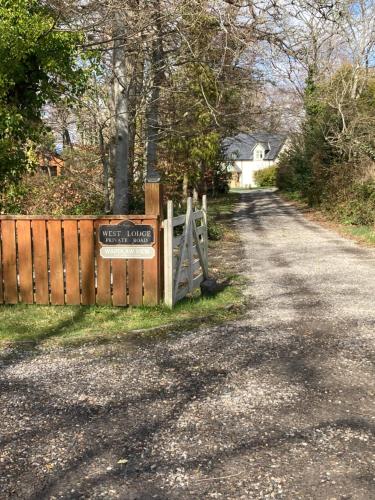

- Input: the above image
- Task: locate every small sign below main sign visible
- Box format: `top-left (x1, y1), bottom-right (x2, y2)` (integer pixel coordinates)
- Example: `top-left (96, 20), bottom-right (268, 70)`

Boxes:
top-left (100, 246), bottom-right (155, 260)
top-left (99, 220), bottom-right (154, 246)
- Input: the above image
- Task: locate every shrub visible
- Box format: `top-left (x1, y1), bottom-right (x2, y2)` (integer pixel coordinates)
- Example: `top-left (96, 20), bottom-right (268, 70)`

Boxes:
top-left (322, 179), bottom-right (375, 226)
top-left (254, 165), bottom-right (278, 187)
top-left (1, 164), bottom-right (105, 215)
top-left (207, 216), bottom-right (224, 240)
top-left (277, 65), bottom-right (375, 224)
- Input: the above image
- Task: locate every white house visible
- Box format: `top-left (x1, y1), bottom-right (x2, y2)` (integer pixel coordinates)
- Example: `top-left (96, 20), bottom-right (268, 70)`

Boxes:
top-left (223, 132), bottom-right (287, 188)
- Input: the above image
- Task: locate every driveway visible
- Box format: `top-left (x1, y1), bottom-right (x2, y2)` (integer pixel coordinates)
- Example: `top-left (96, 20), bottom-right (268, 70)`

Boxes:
top-left (1, 190), bottom-right (375, 499)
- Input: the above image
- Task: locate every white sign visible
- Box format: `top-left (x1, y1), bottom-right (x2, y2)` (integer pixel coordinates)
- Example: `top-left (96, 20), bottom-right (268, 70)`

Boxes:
top-left (100, 245), bottom-right (155, 260)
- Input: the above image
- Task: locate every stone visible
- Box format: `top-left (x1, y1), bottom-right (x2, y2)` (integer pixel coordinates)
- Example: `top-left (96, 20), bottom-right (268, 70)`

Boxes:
top-left (200, 278), bottom-right (220, 296)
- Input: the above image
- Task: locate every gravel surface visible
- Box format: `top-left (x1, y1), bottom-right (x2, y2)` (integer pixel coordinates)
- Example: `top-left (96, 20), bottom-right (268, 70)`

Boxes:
top-left (1, 189), bottom-right (375, 499)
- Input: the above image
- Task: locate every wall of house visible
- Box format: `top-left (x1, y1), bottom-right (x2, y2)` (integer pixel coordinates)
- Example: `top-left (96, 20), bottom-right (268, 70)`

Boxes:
top-left (236, 159), bottom-right (274, 187)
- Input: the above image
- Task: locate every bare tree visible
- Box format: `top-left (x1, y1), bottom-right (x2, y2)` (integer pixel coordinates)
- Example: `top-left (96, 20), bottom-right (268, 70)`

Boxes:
top-left (112, 10), bottom-right (130, 213)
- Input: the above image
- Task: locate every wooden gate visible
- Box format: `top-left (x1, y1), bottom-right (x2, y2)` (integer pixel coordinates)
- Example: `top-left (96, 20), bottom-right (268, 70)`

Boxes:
top-left (0, 214), bottom-right (160, 306)
top-left (163, 196), bottom-right (209, 307)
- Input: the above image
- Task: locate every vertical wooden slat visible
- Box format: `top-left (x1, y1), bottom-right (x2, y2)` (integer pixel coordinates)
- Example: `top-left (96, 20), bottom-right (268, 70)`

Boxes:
top-left (95, 220), bottom-right (111, 305)
top-left (143, 220), bottom-right (160, 306)
top-left (112, 260), bottom-right (127, 306)
top-left (80, 220), bottom-right (95, 305)
top-left (128, 258), bottom-right (143, 306)
top-left (0, 222), bottom-right (3, 304)
top-left (1, 220), bottom-right (18, 304)
top-left (48, 221), bottom-right (65, 305)
top-left (110, 220), bottom-right (127, 306)
top-left (32, 220), bottom-right (49, 304)
top-left (63, 220), bottom-right (80, 305)
top-left (173, 199), bottom-right (191, 300)
top-left (17, 220), bottom-right (33, 304)
top-left (128, 218), bottom-right (143, 306)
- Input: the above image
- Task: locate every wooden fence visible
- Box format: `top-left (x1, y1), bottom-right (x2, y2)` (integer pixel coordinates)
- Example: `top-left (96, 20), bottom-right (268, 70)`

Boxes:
top-left (0, 215), bottom-right (160, 306)
top-left (163, 196), bottom-right (208, 307)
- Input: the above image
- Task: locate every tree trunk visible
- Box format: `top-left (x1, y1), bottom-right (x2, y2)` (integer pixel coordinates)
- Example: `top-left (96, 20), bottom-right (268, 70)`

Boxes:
top-left (145, 0), bottom-right (163, 182)
top-left (199, 160), bottom-right (207, 196)
top-left (128, 50), bottom-right (144, 196)
top-left (128, 107), bottom-right (136, 194)
top-left (113, 13), bottom-right (129, 214)
top-left (183, 173), bottom-right (188, 198)
top-left (63, 128), bottom-right (73, 149)
top-left (99, 127), bottom-right (110, 213)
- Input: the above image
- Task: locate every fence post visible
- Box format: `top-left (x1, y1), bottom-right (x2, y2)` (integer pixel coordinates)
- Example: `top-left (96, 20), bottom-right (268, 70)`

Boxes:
top-left (164, 200), bottom-right (174, 307)
top-left (144, 183), bottom-right (163, 305)
top-left (145, 182), bottom-right (163, 217)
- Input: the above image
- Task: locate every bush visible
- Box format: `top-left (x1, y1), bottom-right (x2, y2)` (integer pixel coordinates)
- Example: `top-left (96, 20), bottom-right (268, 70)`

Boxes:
top-left (278, 140), bottom-right (375, 226)
top-left (207, 215), bottom-right (224, 240)
top-left (322, 179), bottom-right (375, 226)
top-left (1, 164), bottom-right (105, 215)
top-left (254, 165), bottom-right (278, 187)
top-left (276, 65), bottom-right (375, 224)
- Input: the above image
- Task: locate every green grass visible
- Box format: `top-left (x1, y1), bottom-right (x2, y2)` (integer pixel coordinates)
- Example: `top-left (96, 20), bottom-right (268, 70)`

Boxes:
top-left (279, 190), bottom-right (308, 203)
top-left (208, 191), bottom-right (241, 218)
top-left (0, 192), bottom-right (245, 348)
top-left (229, 188), bottom-right (256, 193)
top-left (341, 225), bottom-right (375, 245)
top-left (0, 280), bottom-right (244, 348)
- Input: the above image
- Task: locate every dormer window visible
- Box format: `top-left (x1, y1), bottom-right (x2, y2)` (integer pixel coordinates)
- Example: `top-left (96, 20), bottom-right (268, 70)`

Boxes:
top-left (254, 145), bottom-right (265, 160)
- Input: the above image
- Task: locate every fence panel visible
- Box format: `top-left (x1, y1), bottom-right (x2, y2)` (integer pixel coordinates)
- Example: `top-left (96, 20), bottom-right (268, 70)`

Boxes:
top-left (48, 221), bottom-right (65, 305)
top-left (112, 260), bottom-right (127, 306)
top-left (94, 219), bottom-right (111, 306)
top-left (2, 221), bottom-right (18, 304)
top-left (128, 259), bottom-right (143, 306)
top-left (80, 220), bottom-right (95, 305)
top-left (0, 215), bottom-right (160, 307)
top-left (17, 220), bottom-right (33, 304)
top-left (64, 220), bottom-right (80, 305)
top-left (32, 220), bottom-right (49, 304)
top-left (110, 219), bottom-right (127, 307)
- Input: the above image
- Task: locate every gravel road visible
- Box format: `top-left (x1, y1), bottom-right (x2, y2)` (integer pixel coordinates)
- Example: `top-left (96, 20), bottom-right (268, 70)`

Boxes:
top-left (1, 189), bottom-right (375, 499)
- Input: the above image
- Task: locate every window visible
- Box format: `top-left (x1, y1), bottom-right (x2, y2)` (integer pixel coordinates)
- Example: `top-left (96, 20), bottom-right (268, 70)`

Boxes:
top-left (255, 148), bottom-right (264, 160)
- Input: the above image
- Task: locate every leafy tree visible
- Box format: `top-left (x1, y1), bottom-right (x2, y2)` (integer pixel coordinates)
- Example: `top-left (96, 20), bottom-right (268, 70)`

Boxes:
top-left (158, 6), bottom-right (246, 199)
top-left (0, 0), bottom-right (86, 189)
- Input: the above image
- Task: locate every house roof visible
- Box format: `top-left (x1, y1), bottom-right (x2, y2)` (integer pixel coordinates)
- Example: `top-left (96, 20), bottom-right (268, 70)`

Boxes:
top-left (222, 132), bottom-right (287, 161)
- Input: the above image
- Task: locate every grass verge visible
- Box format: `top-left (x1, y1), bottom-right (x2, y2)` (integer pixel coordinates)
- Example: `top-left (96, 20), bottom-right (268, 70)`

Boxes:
top-left (0, 192), bottom-right (245, 349)
top-left (0, 284), bottom-right (243, 348)
top-left (340, 225), bottom-right (375, 245)
top-left (280, 191), bottom-right (375, 247)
